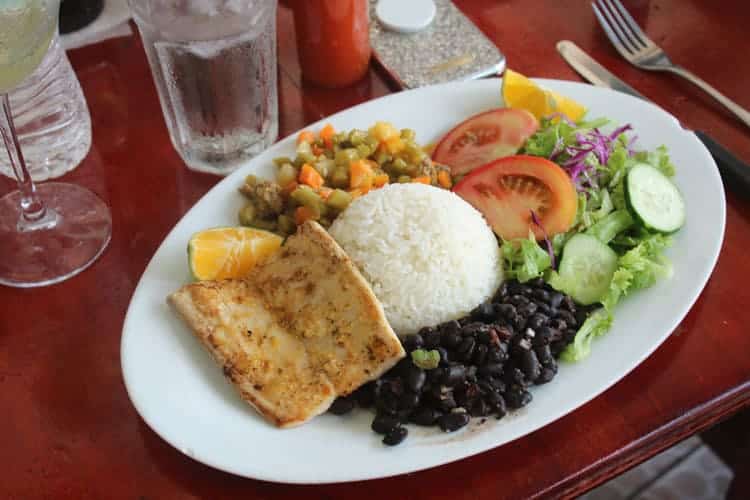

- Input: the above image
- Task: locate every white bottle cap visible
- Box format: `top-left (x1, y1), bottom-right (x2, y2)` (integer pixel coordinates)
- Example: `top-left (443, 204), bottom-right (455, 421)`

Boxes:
top-left (376, 0), bottom-right (437, 34)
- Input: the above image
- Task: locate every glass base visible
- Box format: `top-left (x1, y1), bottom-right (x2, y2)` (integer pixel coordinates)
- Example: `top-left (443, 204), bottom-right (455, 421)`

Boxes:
top-left (0, 182), bottom-right (112, 288)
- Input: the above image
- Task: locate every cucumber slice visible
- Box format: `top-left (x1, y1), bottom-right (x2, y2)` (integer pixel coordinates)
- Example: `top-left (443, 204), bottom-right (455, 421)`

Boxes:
top-left (557, 233), bottom-right (618, 305)
top-left (625, 163), bottom-right (686, 233)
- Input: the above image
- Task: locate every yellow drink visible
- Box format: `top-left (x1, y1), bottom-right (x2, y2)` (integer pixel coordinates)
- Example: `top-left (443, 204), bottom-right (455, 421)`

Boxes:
top-left (0, 0), bottom-right (56, 92)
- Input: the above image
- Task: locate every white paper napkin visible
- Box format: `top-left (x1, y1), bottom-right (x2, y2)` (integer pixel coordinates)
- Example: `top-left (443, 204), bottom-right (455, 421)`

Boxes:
top-left (61, 0), bottom-right (133, 50)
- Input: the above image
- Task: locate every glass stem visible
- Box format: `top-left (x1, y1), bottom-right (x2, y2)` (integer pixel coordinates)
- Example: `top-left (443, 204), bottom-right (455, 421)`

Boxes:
top-left (0, 93), bottom-right (46, 221)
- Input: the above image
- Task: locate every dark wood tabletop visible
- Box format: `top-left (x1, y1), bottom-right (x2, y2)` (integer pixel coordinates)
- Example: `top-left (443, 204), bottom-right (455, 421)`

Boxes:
top-left (2, 0), bottom-right (750, 498)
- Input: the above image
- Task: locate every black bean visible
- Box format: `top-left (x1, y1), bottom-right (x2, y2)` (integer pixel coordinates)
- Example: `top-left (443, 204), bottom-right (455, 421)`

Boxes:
top-left (428, 367), bottom-right (447, 387)
top-left (494, 395), bottom-right (508, 418)
top-left (422, 328), bottom-right (442, 349)
top-left (511, 334), bottom-right (533, 354)
top-left (494, 325), bottom-right (514, 342)
top-left (460, 322), bottom-right (486, 337)
top-left (545, 358), bottom-right (558, 374)
top-left (487, 344), bottom-right (509, 364)
top-left (505, 367), bottom-right (527, 386)
top-left (329, 396), bottom-right (356, 415)
top-left (472, 301), bottom-right (495, 321)
top-left (556, 310), bottom-right (577, 328)
top-left (528, 277), bottom-right (546, 288)
top-left (411, 407), bottom-right (442, 426)
top-left (483, 390), bottom-right (505, 411)
top-left (506, 387), bottom-right (533, 409)
top-left (439, 320), bottom-right (461, 334)
top-left (472, 343), bottom-right (488, 366)
top-left (436, 346), bottom-right (451, 365)
top-left (539, 326), bottom-right (563, 343)
top-left (355, 382), bottom-right (376, 408)
top-left (536, 367), bottom-right (556, 384)
top-left (438, 411), bottom-right (470, 432)
top-left (535, 302), bottom-right (554, 316)
top-left (457, 337), bottom-right (476, 361)
top-left (509, 294), bottom-right (530, 307)
top-left (382, 426), bottom-right (408, 446)
top-left (494, 303), bottom-right (518, 322)
top-left (548, 318), bottom-right (567, 332)
top-left (439, 394), bottom-right (457, 412)
top-left (466, 365), bottom-right (478, 382)
top-left (442, 365), bottom-right (467, 387)
top-left (488, 377), bottom-right (506, 394)
top-left (526, 313), bottom-right (549, 331)
top-left (441, 329), bottom-right (462, 349)
top-left (371, 414), bottom-right (400, 434)
top-left (532, 289), bottom-right (551, 303)
top-left (536, 344), bottom-right (554, 365)
top-left (548, 292), bottom-right (565, 309)
top-left (550, 340), bottom-right (567, 357)
top-left (399, 391), bottom-right (420, 410)
top-left (517, 302), bottom-right (538, 319)
top-left (532, 326), bottom-right (552, 346)
top-left (405, 365), bottom-right (426, 393)
top-left (470, 399), bottom-right (490, 417)
top-left (478, 362), bottom-right (504, 377)
top-left (393, 357), bottom-right (412, 377)
top-left (401, 333), bottom-right (423, 352)
top-left (455, 382), bottom-right (480, 407)
top-left (506, 281), bottom-right (525, 296)
top-left (521, 350), bottom-right (541, 382)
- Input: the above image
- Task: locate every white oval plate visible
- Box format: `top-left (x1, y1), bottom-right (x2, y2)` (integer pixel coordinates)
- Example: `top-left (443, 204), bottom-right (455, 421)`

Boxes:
top-left (121, 78), bottom-right (725, 484)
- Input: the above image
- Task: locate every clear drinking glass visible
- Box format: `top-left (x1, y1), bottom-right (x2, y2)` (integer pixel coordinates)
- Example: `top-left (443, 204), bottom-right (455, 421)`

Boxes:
top-left (0, 0), bottom-right (112, 288)
top-left (129, 0), bottom-right (279, 175)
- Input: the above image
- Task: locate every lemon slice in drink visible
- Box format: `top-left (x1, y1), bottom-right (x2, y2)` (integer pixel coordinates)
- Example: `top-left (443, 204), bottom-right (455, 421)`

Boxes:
top-left (503, 69), bottom-right (586, 122)
top-left (188, 227), bottom-right (283, 281)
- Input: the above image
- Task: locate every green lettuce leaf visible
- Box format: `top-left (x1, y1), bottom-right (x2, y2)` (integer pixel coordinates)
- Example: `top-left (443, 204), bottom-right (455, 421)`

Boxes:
top-left (560, 308), bottom-right (613, 362)
top-left (500, 232), bottom-right (552, 283)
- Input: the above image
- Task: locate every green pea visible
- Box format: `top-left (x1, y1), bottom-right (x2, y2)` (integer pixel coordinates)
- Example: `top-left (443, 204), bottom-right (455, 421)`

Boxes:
top-left (238, 204), bottom-right (257, 226)
top-left (326, 189), bottom-right (353, 211)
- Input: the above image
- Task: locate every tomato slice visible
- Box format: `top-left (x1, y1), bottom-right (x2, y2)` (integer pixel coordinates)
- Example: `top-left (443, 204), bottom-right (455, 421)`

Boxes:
top-left (432, 108), bottom-right (539, 176)
top-left (453, 155), bottom-right (577, 240)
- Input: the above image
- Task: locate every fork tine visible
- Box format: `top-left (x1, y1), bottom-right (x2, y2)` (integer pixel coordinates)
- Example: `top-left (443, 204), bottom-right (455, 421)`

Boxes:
top-left (592, 1), bottom-right (637, 57)
top-left (606, 0), bottom-right (652, 49)
top-left (597, 0), bottom-right (641, 54)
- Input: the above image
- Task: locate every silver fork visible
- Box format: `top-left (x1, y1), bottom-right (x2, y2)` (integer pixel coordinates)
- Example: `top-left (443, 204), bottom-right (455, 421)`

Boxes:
top-left (592, 0), bottom-right (750, 129)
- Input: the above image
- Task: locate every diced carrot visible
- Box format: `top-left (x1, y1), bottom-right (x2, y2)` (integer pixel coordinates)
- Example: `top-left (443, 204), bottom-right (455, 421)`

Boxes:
top-left (294, 205), bottom-right (318, 225)
top-left (437, 170), bottom-right (453, 188)
top-left (317, 186), bottom-right (333, 200)
top-left (299, 163), bottom-right (324, 189)
top-left (349, 159), bottom-right (374, 190)
top-left (320, 123), bottom-right (335, 149)
top-left (312, 144), bottom-right (324, 156)
top-left (297, 130), bottom-right (315, 145)
top-left (282, 181), bottom-right (299, 196)
top-left (373, 174), bottom-right (389, 188)
top-left (412, 176), bottom-right (431, 185)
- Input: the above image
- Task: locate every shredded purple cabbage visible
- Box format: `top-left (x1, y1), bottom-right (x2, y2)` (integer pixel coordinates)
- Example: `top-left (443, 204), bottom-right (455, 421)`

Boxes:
top-left (551, 124), bottom-right (635, 193)
top-left (530, 210), bottom-right (555, 269)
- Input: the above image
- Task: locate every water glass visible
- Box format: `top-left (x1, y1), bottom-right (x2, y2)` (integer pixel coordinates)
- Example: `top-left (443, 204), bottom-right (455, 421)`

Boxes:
top-left (128, 0), bottom-right (279, 175)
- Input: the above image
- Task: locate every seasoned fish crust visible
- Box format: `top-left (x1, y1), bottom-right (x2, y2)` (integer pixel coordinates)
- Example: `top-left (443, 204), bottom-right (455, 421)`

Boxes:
top-left (168, 221), bottom-right (404, 428)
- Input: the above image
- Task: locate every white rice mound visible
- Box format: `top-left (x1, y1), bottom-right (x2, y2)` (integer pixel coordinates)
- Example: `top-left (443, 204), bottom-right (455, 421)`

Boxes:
top-left (329, 183), bottom-right (503, 335)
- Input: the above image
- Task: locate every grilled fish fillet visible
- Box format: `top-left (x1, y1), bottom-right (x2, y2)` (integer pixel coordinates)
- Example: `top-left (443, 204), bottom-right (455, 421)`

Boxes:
top-left (168, 221), bottom-right (404, 428)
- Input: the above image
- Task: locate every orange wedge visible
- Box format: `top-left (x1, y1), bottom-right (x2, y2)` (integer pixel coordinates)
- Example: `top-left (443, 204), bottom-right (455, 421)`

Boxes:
top-left (188, 227), bottom-right (282, 281)
top-left (502, 69), bottom-right (587, 122)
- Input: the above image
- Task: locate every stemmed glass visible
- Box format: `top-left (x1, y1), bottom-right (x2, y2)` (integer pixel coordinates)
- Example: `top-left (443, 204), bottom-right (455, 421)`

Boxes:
top-left (0, 0), bottom-right (111, 287)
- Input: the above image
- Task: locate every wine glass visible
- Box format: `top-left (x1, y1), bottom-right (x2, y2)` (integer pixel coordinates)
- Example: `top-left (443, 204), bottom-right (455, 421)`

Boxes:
top-left (0, 0), bottom-right (111, 288)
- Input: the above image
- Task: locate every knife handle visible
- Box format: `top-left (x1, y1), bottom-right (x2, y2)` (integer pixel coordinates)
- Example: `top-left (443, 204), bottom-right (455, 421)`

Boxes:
top-left (695, 130), bottom-right (750, 196)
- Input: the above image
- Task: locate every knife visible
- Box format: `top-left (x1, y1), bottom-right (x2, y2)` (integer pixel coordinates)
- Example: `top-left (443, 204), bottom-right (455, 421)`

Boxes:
top-left (556, 39), bottom-right (750, 194)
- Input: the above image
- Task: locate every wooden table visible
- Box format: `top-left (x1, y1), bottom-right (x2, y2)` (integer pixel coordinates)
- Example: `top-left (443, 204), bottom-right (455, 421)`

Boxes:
top-left (2, 0), bottom-right (749, 498)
